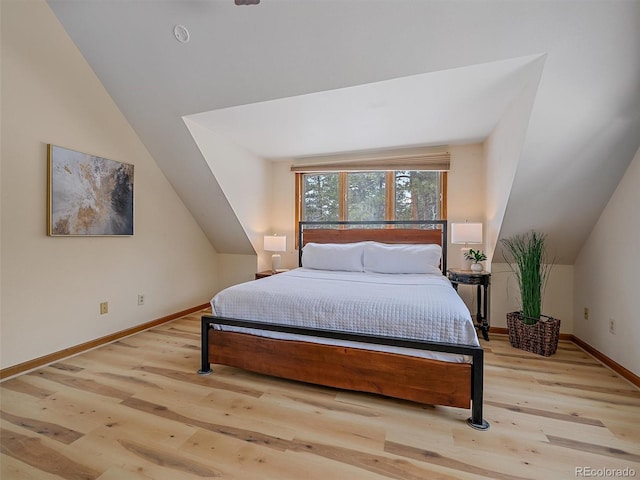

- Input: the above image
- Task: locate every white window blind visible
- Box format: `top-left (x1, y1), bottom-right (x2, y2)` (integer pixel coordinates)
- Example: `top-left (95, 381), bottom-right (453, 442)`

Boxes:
top-left (290, 146), bottom-right (450, 173)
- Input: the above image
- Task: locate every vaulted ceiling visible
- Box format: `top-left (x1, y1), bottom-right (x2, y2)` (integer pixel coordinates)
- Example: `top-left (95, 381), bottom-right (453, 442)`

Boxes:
top-left (47, 0), bottom-right (640, 263)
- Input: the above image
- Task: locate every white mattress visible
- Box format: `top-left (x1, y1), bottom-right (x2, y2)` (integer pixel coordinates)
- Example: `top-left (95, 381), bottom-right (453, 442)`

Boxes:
top-left (210, 268), bottom-right (479, 363)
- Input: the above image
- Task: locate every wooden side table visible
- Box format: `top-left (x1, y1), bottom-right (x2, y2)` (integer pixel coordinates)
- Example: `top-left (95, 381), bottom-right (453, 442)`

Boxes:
top-left (255, 271), bottom-right (274, 279)
top-left (447, 269), bottom-right (491, 341)
top-left (255, 270), bottom-right (287, 280)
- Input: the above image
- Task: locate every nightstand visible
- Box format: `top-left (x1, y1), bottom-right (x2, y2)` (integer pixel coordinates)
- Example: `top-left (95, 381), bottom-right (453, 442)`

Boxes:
top-left (255, 270), bottom-right (287, 280)
top-left (255, 271), bottom-right (274, 279)
top-left (447, 268), bottom-right (491, 341)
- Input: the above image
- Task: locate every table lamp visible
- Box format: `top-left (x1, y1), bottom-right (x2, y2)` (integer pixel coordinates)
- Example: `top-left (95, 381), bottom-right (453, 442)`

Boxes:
top-left (264, 234), bottom-right (287, 273)
top-left (451, 223), bottom-right (483, 270)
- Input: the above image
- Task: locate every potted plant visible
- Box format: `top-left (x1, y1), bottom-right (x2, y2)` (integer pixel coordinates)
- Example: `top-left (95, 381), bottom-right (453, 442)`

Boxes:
top-left (501, 231), bottom-right (560, 356)
top-left (464, 249), bottom-right (487, 272)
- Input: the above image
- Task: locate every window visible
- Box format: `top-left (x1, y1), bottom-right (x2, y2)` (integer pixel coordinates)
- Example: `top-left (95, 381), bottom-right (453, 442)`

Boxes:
top-left (302, 173), bottom-right (339, 222)
top-left (297, 170), bottom-right (446, 224)
top-left (394, 170), bottom-right (442, 221)
top-left (347, 172), bottom-right (387, 221)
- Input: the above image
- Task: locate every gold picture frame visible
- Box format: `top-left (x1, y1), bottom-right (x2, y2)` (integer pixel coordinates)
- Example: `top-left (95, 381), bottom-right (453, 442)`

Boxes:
top-left (47, 144), bottom-right (134, 236)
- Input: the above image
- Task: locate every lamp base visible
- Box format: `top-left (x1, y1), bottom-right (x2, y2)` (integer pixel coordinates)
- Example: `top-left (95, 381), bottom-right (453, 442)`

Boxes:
top-left (271, 254), bottom-right (282, 273)
top-left (460, 247), bottom-right (473, 270)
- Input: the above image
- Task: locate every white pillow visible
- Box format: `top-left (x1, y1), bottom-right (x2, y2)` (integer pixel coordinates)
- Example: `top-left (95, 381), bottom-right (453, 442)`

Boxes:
top-left (363, 242), bottom-right (442, 274)
top-left (301, 242), bottom-right (365, 271)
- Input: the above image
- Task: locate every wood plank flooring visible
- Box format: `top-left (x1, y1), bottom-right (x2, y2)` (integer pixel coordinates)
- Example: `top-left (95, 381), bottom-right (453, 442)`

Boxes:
top-left (1, 310), bottom-right (639, 479)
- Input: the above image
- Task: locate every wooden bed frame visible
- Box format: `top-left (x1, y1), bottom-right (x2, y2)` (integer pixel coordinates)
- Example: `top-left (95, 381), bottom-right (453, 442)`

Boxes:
top-left (199, 220), bottom-right (489, 430)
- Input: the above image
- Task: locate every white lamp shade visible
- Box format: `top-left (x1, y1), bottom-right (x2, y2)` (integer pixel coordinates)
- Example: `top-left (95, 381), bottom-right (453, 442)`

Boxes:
top-left (264, 235), bottom-right (286, 252)
top-left (451, 223), bottom-right (483, 244)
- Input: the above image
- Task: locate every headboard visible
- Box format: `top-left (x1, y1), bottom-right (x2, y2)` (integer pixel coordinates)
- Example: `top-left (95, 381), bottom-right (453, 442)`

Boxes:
top-left (298, 220), bottom-right (447, 273)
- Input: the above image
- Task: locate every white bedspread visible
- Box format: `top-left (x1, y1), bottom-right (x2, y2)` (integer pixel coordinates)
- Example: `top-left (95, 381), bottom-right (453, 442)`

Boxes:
top-left (210, 268), bottom-right (479, 362)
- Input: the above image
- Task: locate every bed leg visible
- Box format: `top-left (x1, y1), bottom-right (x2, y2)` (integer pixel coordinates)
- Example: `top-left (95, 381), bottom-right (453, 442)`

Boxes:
top-left (197, 317), bottom-right (213, 376)
top-left (467, 348), bottom-right (489, 430)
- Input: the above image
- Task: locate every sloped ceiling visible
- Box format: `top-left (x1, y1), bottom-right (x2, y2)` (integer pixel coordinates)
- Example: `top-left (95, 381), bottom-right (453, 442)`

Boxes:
top-left (185, 55), bottom-right (543, 159)
top-left (47, 0), bottom-right (640, 263)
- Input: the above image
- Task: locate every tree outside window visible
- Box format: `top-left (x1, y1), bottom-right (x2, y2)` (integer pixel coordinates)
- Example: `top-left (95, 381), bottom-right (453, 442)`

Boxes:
top-left (347, 172), bottom-right (386, 221)
top-left (300, 170), bottom-right (444, 223)
top-left (302, 173), bottom-right (339, 222)
top-left (394, 171), bottom-right (440, 221)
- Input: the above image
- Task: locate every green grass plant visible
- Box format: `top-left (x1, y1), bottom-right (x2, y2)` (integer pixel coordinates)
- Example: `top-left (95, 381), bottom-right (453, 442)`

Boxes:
top-left (501, 231), bottom-right (553, 325)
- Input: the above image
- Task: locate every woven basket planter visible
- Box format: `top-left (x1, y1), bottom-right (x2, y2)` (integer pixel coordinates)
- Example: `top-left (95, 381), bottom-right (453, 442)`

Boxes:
top-left (506, 312), bottom-right (561, 357)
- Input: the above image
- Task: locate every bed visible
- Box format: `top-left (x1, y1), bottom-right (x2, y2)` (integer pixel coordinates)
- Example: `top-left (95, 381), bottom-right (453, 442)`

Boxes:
top-left (199, 220), bottom-right (489, 430)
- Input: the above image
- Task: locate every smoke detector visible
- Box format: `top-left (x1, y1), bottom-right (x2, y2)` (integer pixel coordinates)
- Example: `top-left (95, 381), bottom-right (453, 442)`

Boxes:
top-left (173, 25), bottom-right (190, 43)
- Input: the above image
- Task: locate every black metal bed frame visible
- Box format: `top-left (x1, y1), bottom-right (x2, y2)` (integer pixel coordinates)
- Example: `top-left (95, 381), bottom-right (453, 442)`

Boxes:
top-left (199, 220), bottom-right (489, 430)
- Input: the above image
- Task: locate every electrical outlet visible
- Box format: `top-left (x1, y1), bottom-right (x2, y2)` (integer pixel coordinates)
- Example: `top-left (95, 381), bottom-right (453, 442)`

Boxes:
top-left (609, 318), bottom-right (616, 335)
top-left (138, 294), bottom-right (145, 306)
top-left (100, 302), bottom-right (108, 315)
top-left (583, 307), bottom-right (589, 320)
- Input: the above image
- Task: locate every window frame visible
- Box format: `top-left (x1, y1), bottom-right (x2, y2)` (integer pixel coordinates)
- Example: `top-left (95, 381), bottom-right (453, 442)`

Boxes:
top-left (295, 170), bottom-right (447, 246)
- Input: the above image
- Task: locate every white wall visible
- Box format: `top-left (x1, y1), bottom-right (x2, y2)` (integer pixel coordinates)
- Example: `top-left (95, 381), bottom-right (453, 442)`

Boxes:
top-left (443, 145), bottom-right (486, 310)
top-left (483, 56), bottom-right (546, 263)
top-left (184, 118), bottom-right (270, 279)
top-left (270, 161), bottom-right (299, 269)
top-left (0, 0), bottom-right (219, 369)
top-left (573, 147), bottom-right (640, 376)
top-left (482, 55), bottom-right (577, 336)
top-left (447, 144), bottom-right (486, 268)
top-left (216, 253), bottom-right (261, 292)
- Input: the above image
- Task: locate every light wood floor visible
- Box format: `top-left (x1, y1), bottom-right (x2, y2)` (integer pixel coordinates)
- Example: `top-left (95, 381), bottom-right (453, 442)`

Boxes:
top-left (1, 310), bottom-right (639, 480)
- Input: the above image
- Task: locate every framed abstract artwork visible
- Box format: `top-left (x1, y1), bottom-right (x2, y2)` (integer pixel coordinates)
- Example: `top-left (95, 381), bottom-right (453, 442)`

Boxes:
top-left (47, 145), bottom-right (134, 236)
